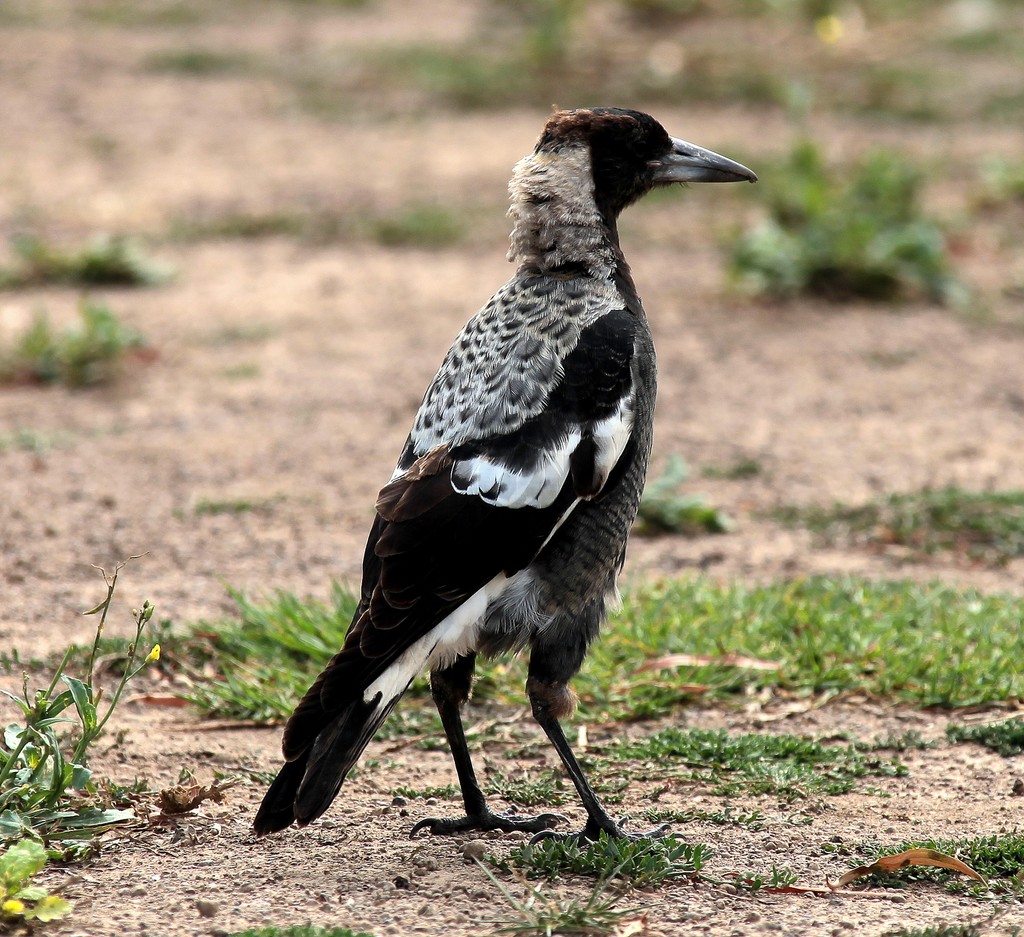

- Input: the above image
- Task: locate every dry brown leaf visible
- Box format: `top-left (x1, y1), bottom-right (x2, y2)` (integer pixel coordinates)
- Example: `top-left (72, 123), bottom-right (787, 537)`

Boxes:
top-left (831, 848), bottom-right (988, 890)
top-left (613, 913), bottom-right (648, 936)
top-left (639, 653), bottom-right (781, 673)
top-left (158, 775), bottom-right (239, 816)
top-left (129, 693), bottom-right (189, 707)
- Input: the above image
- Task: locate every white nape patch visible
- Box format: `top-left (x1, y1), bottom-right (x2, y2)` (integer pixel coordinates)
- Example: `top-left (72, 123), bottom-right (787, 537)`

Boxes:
top-left (361, 573), bottom-right (510, 705)
top-left (451, 431), bottom-right (581, 509)
top-left (588, 392), bottom-right (634, 495)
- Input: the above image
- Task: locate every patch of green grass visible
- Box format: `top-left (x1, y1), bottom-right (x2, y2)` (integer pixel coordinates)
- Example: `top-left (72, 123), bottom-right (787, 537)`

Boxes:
top-left (487, 772), bottom-right (567, 807)
top-left (180, 585), bottom-right (357, 722)
top-left (203, 323), bottom-right (276, 347)
top-left (574, 577), bottom-right (1024, 717)
top-left (701, 458), bottom-right (762, 480)
top-left (226, 928), bottom-right (374, 937)
top-left (168, 203), bottom-right (469, 248)
top-left (0, 234), bottom-right (172, 289)
top-left (390, 784), bottom-right (456, 800)
top-left (182, 576), bottom-right (1024, 725)
top-left (143, 48), bottom-right (253, 76)
top-left (983, 90), bottom-right (1024, 121)
top-left (870, 730), bottom-right (934, 752)
top-left (946, 718), bottom-right (1024, 757)
top-left (635, 456), bottom-right (733, 536)
top-left (774, 487), bottom-right (1024, 566)
top-left (891, 926), bottom-right (983, 937)
top-left (643, 806), bottom-right (768, 830)
top-left (168, 210), bottom-right (312, 243)
top-left (221, 362), bottom-right (261, 380)
top-left (729, 138), bottom-right (964, 304)
top-left (0, 429), bottom-right (73, 454)
top-left (193, 496), bottom-right (283, 516)
top-left (0, 301), bottom-right (148, 387)
top-left (495, 832), bottom-right (707, 885)
top-left (614, 727), bottom-right (905, 800)
top-left (359, 204), bottom-right (466, 249)
top-left (977, 158), bottom-right (1024, 207)
top-left (79, 0), bottom-right (205, 27)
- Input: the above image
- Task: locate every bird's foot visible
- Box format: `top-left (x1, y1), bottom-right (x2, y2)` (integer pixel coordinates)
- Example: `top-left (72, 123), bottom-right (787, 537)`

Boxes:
top-left (530, 814), bottom-right (668, 845)
top-left (410, 809), bottom-right (564, 838)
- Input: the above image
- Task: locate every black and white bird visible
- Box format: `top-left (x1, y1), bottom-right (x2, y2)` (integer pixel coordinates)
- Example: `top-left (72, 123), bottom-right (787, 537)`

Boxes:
top-left (254, 107), bottom-right (755, 843)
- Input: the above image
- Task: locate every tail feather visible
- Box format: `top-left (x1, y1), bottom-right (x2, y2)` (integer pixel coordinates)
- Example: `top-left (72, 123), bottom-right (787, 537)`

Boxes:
top-left (293, 691), bottom-right (401, 826)
top-left (255, 676), bottom-right (414, 835)
top-left (253, 754), bottom-right (309, 836)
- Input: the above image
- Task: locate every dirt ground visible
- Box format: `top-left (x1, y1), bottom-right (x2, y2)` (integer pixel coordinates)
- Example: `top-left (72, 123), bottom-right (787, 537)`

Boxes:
top-left (2, 2), bottom-right (1024, 936)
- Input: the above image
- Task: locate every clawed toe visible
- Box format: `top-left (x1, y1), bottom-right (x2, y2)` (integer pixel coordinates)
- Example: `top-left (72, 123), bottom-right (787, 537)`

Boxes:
top-left (410, 810), bottom-right (564, 838)
top-left (530, 817), bottom-right (669, 845)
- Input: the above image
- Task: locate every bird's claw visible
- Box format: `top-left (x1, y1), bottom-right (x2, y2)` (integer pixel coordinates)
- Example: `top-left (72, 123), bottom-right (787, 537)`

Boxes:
top-left (410, 810), bottom-right (564, 838)
top-left (529, 817), bottom-right (669, 845)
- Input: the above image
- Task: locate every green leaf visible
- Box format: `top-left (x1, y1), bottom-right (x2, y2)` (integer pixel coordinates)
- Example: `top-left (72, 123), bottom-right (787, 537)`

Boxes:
top-left (14, 885), bottom-right (47, 901)
top-left (70, 763), bottom-right (92, 790)
top-left (61, 677), bottom-right (98, 733)
top-left (26, 894), bottom-right (72, 922)
top-left (0, 811), bottom-right (32, 838)
top-left (41, 806), bottom-right (134, 836)
top-left (0, 840), bottom-right (47, 889)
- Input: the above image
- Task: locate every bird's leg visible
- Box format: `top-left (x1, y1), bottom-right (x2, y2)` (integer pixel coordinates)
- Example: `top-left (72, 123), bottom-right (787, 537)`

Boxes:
top-left (526, 642), bottom-right (667, 844)
top-left (410, 653), bottom-right (563, 838)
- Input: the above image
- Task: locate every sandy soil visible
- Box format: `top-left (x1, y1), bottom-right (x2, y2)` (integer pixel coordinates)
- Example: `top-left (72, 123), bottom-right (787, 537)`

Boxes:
top-left (1, 2), bottom-right (1024, 935)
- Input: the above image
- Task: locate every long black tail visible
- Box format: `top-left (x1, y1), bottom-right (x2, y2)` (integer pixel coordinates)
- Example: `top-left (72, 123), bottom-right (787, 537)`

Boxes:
top-left (253, 691), bottom-right (400, 836)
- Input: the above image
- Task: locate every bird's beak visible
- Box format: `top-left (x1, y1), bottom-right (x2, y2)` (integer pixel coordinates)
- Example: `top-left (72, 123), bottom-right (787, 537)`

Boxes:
top-left (650, 137), bottom-right (757, 184)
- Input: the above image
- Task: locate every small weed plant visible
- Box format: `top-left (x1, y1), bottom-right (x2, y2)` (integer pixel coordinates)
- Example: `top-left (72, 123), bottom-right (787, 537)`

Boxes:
top-left (0, 234), bottom-right (171, 288)
top-left (484, 862), bottom-right (635, 937)
top-left (0, 559), bottom-right (158, 851)
top-left (0, 300), bottom-right (148, 387)
top-left (0, 840), bottom-right (71, 924)
top-left (730, 138), bottom-right (963, 304)
top-left (635, 455), bottom-right (733, 536)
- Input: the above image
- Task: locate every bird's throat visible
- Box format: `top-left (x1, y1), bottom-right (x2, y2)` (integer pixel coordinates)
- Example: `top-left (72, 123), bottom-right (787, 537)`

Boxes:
top-left (507, 146), bottom-right (620, 277)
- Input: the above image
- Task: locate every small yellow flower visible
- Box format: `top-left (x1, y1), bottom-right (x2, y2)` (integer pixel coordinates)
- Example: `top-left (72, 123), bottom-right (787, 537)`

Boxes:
top-left (145, 644), bottom-right (161, 663)
top-left (815, 14), bottom-right (844, 45)
top-left (3, 899), bottom-right (26, 915)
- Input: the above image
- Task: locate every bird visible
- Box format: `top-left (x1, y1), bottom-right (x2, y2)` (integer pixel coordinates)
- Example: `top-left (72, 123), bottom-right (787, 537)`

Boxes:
top-left (254, 107), bottom-right (756, 844)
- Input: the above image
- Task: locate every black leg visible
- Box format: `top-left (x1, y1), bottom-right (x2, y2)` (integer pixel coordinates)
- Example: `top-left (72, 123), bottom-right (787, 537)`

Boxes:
top-left (410, 653), bottom-right (563, 838)
top-left (526, 613), bottom-right (666, 844)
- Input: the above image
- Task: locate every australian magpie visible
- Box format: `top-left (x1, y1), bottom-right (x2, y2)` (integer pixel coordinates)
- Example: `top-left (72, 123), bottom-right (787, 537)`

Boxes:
top-left (254, 107), bottom-right (756, 843)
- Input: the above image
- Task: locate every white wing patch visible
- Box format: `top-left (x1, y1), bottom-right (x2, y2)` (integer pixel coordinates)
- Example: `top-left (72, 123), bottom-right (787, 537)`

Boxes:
top-left (448, 388), bottom-right (634, 510)
top-left (450, 431), bottom-right (581, 509)
top-left (588, 392), bottom-right (635, 495)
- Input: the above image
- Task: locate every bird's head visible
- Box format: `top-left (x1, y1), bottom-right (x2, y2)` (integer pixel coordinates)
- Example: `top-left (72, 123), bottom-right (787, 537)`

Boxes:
top-left (507, 107), bottom-right (755, 273)
top-left (533, 107), bottom-right (757, 220)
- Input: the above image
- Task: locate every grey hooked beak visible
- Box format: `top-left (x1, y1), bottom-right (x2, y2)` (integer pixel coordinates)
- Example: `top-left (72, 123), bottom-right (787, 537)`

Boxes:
top-left (651, 137), bottom-right (757, 184)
